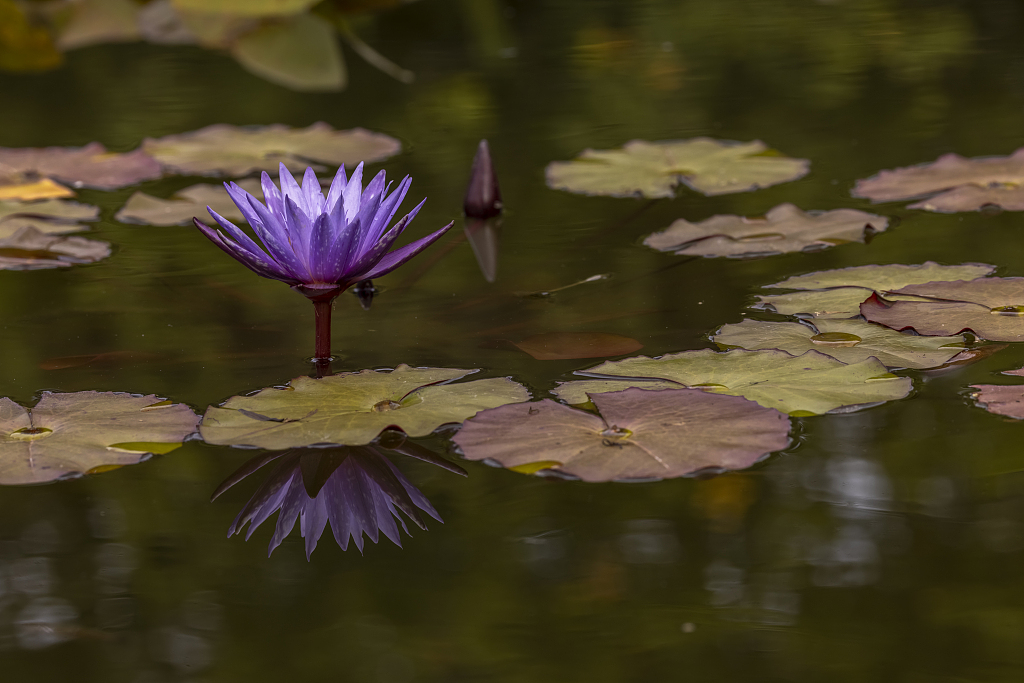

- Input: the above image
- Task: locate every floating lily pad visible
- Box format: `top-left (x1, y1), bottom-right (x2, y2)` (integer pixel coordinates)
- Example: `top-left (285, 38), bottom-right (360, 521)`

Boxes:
top-left (0, 179), bottom-right (74, 201)
top-left (454, 388), bottom-right (790, 483)
top-left (0, 199), bottom-right (98, 237)
top-left (853, 148), bottom-right (1024, 206)
top-left (115, 179), bottom-right (261, 226)
top-left (553, 348), bottom-right (911, 415)
top-left (200, 365), bottom-right (531, 449)
top-left (0, 226), bottom-right (111, 270)
top-left (970, 380), bottom-right (1024, 420)
top-left (511, 332), bottom-right (643, 361)
top-left (713, 318), bottom-right (964, 369)
top-left (754, 262), bottom-right (997, 319)
top-left (230, 14), bottom-right (345, 92)
top-left (55, 0), bottom-right (141, 51)
top-left (545, 138), bottom-right (809, 199)
top-left (644, 204), bottom-right (887, 258)
top-left (171, 0), bottom-right (320, 15)
top-left (907, 184), bottom-right (1024, 213)
top-left (143, 123), bottom-right (401, 177)
top-left (0, 391), bottom-right (199, 485)
top-left (861, 278), bottom-right (1024, 342)
top-left (0, 142), bottom-right (162, 190)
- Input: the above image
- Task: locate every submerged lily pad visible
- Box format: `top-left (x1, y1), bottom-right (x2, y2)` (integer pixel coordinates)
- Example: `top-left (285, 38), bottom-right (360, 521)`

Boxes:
top-left (230, 14), bottom-right (345, 92)
top-left (200, 365), bottom-right (530, 449)
top-left (754, 262), bottom-right (997, 319)
top-left (553, 348), bottom-right (911, 415)
top-left (0, 142), bottom-right (162, 190)
top-left (853, 148), bottom-right (1024, 207)
top-left (511, 332), bottom-right (643, 360)
top-left (644, 204), bottom-right (887, 259)
top-left (713, 318), bottom-right (964, 369)
top-left (545, 138), bottom-right (809, 199)
top-left (0, 391), bottom-right (199, 485)
top-left (143, 123), bottom-right (401, 177)
top-left (454, 388), bottom-right (791, 483)
top-left (0, 226), bottom-right (111, 270)
top-left (115, 179), bottom-right (261, 226)
top-left (861, 278), bottom-right (1024, 342)
top-left (0, 199), bottom-right (98, 237)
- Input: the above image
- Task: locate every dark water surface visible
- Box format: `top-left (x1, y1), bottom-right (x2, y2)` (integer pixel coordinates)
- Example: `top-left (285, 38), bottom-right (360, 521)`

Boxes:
top-left (4, 0), bottom-right (1024, 680)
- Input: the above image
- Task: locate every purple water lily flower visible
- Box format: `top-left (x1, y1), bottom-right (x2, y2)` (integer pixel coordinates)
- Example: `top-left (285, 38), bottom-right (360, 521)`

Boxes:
top-left (212, 438), bottom-right (466, 559)
top-left (194, 162), bottom-right (453, 363)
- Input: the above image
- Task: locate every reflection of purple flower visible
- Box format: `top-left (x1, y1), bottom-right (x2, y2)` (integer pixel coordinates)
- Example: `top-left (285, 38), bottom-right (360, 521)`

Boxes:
top-left (194, 162), bottom-right (453, 294)
top-left (214, 441), bottom-right (465, 559)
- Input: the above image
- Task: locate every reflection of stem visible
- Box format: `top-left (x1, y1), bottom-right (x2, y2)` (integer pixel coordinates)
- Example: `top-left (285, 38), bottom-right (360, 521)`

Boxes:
top-left (337, 20), bottom-right (415, 84)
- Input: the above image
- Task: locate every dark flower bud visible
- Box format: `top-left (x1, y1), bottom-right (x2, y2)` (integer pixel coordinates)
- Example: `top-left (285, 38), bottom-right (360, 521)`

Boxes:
top-left (463, 140), bottom-right (502, 219)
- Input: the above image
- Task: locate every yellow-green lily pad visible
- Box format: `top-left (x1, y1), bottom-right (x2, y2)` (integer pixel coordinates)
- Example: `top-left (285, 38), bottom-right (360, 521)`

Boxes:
top-left (0, 391), bottom-right (199, 485)
top-left (0, 199), bottom-right (98, 237)
top-left (115, 179), bottom-right (262, 226)
top-left (713, 318), bottom-right (965, 369)
top-left (545, 138), bottom-right (809, 199)
top-left (200, 365), bottom-right (531, 449)
top-left (230, 14), bottom-right (345, 92)
top-left (553, 348), bottom-right (911, 415)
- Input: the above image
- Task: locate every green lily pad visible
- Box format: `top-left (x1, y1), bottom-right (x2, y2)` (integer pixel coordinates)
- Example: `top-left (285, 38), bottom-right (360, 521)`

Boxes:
top-left (0, 142), bottom-right (162, 190)
top-left (545, 138), bottom-right (809, 199)
top-left (453, 388), bottom-right (791, 483)
top-left (171, 0), bottom-right (320, 15)
top-left (553, 348), bottom-right (911, 415)
top-left (143, 122), bottom-right (400, 177)
top-left (0, 226), bottom-right (111, 270)
top-left (907, 184), bottom-right (1024, 213)
top-left (861, 278), bottom-right (1024, 342)
top-left (0, 391), bottom-right (199, 485)
top-left (754, 262), bottom-right (997, 319)
top-left (853, 148), bottom-right (1024, 206)
top-left (644, 204), bottom-right (887, 259)
top-left (115, 179), bottom-right (261, 226)
top-left (230, 14), bottom-right (345, 92)
top-left (0, 199), bottom-right (98, 237)
top-left (200, 365), bottom-right (531, 449)
top-left (713, 318), bottom-right (965, 369)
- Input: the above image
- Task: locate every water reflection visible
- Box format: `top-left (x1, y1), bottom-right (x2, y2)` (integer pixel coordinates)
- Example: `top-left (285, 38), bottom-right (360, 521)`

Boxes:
top-left (213, 434), bottom-right (467, 559)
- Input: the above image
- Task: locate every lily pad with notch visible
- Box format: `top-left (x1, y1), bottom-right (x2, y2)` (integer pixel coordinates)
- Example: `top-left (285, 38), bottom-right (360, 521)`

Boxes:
top-left (453, 388), bottom-right (791, 483)
top-left (0, 199), bottom-right (98, 237)
top-left (143, 123), bottom-right (401, 177)
top-left (200, 364), bottom-right (531, 449)
top-left (553, 348), bottom-right (911, 415)
top-left (0, 391), bottom-right (200, 485)
top-left (0, 142), bottom-right (162, 190)
top-left (115, 179), bottom-right (262, 226)
top-left (713, 318), bottom-right (965, 369)
top-left (643, 204), bottom-right (887, 259)
top-left (753, 262), bottom-right (997, 319)
top-left (861, 277), bottom-right (1024, 342)
top-left (853, 148), bottom-right (1024, 210)
top-left (545, 138), bottom-right (809, 199)
top-left (0, 226), bottom-right (111, 270)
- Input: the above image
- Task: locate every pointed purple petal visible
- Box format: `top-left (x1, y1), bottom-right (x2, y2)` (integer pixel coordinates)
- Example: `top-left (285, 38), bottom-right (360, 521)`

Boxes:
top-left (278, 162), bottom-right (309, 215)
top-left (359, 222), bottom-right (454, 281)
top-left (194, 218), bottom-right (292, 281)
top-left (341, 198), bottom-right (425, 278)
top-left (307, 213), bottom-right (333, 281)
top-left (205, 206), bottom-right (274, 264)
top-left (359, 176), bottom-right (411, 253)
top-left (324, 164), bottom-right (348, 213)
top-left (341, 162), bottom-right (364, 222)
top-left (261, 172), bottom-right (284, 216)
top-left (301, 166), bottom-right (325, 215)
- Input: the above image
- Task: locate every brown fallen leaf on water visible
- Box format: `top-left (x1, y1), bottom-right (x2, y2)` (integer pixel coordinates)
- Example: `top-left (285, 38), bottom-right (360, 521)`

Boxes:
top-left (511, 332), bottom-right (643, 360)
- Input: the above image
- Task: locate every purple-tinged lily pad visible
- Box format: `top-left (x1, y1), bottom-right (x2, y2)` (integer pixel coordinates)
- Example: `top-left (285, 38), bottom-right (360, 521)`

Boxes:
top-left (453, 388), bottom-right (791, 483)
top-left (545, 138), bottom-right (809, 199)
top-left (143, 123), bottom-right (401, 177)
top-left (907, 184), bottom-right (1024, 213)
top-left (853, 148), bottom-right (1024, 210)
top-left (0, 142), bottom-right (162, 190)
top-left (644, 204), bottom-right (886, 259)
top-left (753, 262), bottom-right (997, 319)
top-left (861, 278), bottom-right (1024, 342)
top-left (0, 391), bottom-right (199, 485)
top-left (511, 332), bottom-right (643, 360)
top-left (970, 378), bottom-right (1024, 420)
top-left (0, 226), bottom-right (111, 270)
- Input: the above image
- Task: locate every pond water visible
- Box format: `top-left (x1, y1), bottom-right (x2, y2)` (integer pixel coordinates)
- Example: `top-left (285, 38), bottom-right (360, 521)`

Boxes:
top-left (5, 0), bottom-right (1024, 680)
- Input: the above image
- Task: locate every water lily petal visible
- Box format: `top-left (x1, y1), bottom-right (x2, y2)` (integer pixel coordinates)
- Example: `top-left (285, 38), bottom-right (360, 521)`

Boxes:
top-left (360, 176), bottom-right (411, 254)
top-left (324, 163), bottom-right (348, 214)
top-left (359, 221), bottom-right (454, 280)
top-left (301, 166), bottom-right (325, 216)
top-left (342, 162), bottom-right (364, 223)
top-left (260, 171), bottom-right (284, 216)
top-left (307, 213), bottom-right (333, 281)
top-left (194, 218), bottom-right (292, 281)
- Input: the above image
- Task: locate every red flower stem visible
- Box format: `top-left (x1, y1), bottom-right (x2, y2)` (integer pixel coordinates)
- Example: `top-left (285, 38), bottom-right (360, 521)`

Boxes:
top-left (313, 297), bottom-right (335, 361)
